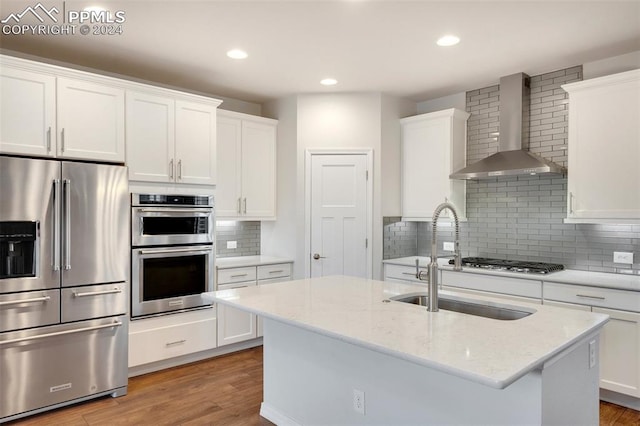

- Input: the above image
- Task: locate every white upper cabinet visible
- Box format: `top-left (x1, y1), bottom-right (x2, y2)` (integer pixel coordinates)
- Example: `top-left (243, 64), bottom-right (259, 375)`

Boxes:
top-left (0, 65), bottom-right (56, 157)
top-left (126, 91), bottom-right (175, 182)
top-left (1, 56), bottom-right (125, 162)
top-left (126, 93), bottom-right (220, 185)
top-left (216, 110), bottom-right (277, 220)
top-left (563, 69), bottom-right (640, 223)
top-left (57, 77), bottom-right (125, 162)
top-left (401, 108), bottom-right (470, 221)
top-left (175, 100), bottom-right (218, 185)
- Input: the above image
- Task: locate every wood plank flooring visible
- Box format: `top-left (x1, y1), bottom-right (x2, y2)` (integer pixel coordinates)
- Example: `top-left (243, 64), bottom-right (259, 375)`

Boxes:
top-left (6, 346), bottom-right (640, 425)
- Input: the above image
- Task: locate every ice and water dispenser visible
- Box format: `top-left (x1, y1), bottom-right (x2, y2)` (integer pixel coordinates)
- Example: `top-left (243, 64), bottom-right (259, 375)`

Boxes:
top-left (0, 221), bottom-right (37, 279)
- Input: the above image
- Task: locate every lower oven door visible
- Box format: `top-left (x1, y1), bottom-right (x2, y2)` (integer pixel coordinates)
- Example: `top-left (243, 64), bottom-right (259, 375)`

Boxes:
top-left (131, 245), bottom-right (214, 318)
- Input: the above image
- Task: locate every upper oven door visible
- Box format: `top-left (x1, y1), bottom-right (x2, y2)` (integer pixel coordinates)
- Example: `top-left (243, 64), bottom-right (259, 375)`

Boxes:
top-left (132, 206), bottom-right (213, 247)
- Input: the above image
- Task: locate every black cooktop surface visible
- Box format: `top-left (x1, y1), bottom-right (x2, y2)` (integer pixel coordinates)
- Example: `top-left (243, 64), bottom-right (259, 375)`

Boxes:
top-left (449, 257), bottom-right (564, 274)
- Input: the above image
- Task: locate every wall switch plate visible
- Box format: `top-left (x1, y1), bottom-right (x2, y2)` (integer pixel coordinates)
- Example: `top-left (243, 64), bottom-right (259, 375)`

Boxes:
top-left (353, 389), bottom-right (365, 415)
top-left (443, 242), bottom-right (455, 252)
top-left (613, 251), bottom-right (634, 264)
top-left (227, 241), bottom-right (237, 249)
top-left (589, 340), bottom-right (597, 369)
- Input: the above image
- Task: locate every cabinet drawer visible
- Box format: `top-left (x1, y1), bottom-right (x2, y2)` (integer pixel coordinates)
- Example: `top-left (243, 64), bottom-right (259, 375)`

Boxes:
top-left (384, 264), bottom-right (425, 283)
top-left (62, 283), bottom-right (127, 322)
top-left (257, 263), bottom-right (291, 280)
top-left (129, 317), bottom-right (217, 367)
top-left (0, 289), bottom-right (60, 332)
top-left (441, 270), bottom-right (542, 299)
top-left (217, 266), bottom-right (257, 284)
top-left (544, 282), bottom-right (640, 313)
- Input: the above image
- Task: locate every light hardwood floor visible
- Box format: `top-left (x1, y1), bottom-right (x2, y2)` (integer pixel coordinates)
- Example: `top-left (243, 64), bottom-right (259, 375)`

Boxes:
top-left (6, 346), bottom-right (640, 425)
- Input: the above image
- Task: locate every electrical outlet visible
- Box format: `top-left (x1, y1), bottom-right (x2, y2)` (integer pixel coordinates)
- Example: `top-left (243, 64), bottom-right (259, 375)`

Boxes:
top-left (353, 389), bottom-right (365, 415)
top-left (443, 242), bottom-right (455, 252)
top-left (589, 340), bottom-right (597, 369)
top-left (226, 241), bottom-right (237, 249)
top-left (613, 251), bottom-right (634, 264)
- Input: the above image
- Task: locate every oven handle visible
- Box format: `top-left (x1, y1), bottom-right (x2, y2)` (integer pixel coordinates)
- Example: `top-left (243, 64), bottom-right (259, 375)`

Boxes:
top-left (136, 208), bottom-right (213, 214)
top-left (139, 247), bottom-right (213, 255)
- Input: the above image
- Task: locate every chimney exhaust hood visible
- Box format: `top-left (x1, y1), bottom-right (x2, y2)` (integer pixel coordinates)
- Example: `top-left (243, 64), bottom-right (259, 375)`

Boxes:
top-left (450, 73), bottom-right (567, 180)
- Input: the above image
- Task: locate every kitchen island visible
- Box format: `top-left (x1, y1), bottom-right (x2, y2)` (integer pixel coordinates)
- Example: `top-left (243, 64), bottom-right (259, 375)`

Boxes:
top-left (203, 275), bottom-right (608, 425)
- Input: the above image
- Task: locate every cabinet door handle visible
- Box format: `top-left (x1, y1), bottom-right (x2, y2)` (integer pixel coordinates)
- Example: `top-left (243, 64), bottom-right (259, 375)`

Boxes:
top-left (46, 127), bottom-right (51, 151)
top-left (576, 294), bottom-right (605, 300)
top-left (237, 198), bottom-right (242, 215)
top-left (169, 159), bottom-right (174, 179)
top-left (243, 198), bottom-right (247, 214)
top-left (569, 192), bottom-right (574, 215)
top-left (61, 128), bottom-right (65, 152)
top-left (178, 160), bottom-right (182, 180)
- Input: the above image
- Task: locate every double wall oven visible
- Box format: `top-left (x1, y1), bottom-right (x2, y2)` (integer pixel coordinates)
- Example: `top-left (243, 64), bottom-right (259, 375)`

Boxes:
top-left (131, 194), bottom-right (215, 318)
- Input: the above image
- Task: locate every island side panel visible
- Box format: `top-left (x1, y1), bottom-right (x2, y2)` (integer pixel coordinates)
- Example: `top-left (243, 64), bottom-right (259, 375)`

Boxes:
top-left (260, 319), bottom-right (546, 425)
top-left (541, 334), bottom-right (600, 425)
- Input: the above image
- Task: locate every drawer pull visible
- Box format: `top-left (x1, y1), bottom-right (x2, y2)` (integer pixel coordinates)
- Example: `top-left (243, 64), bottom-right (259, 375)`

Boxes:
top-left (268, 270), bottom-right (284, 274)
top-left (73, 288), bottom-right (122, 298)
top-left (230, 274), bottom-right (248, 278)
top-left (0, 296), bottom-right (51, 306)
top-left (576, 294), bottom-right (605, 301)
top-left (401, 272), bottom-right (416, 276)
top-left (0, 321), bottom-right (122, 345)
top-left (165, 339), bottom-right (186, 347)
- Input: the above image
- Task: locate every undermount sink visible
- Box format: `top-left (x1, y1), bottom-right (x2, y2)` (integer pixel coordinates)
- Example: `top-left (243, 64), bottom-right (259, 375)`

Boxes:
top-left (390, 293), bottom-right (534, 320)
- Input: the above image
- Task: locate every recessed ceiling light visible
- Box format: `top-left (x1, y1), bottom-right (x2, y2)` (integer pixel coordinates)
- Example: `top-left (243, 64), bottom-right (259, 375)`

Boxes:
top-left (320, 78), bottom-right (338, 86)
top-left (227, 49), bottom-right (248, 59)
top-left (437, 35), bottom-right (460, 47)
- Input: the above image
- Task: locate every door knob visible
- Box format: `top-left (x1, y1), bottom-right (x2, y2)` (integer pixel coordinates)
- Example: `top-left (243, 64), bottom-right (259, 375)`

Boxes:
top-left (313, 253), bottom-right (326, 260)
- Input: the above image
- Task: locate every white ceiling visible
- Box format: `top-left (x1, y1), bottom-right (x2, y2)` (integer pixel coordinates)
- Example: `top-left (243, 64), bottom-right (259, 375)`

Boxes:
top-left (1, 0), bottom-right (639, 104)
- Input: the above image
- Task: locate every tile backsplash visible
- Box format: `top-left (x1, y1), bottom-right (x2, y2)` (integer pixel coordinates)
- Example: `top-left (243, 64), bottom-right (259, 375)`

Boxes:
top-left (216, 221), bottom-right (261, 258)
top-left (384, 65), bottom-right (640, 273)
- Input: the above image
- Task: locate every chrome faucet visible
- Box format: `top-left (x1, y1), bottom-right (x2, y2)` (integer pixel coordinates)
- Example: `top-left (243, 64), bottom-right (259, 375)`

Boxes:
top-left (416, 202), bottom-right (463, 312)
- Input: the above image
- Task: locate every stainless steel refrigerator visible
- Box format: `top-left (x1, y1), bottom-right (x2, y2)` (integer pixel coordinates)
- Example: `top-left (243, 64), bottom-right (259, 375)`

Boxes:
top-left (0, 155), bottom-right (129, 422)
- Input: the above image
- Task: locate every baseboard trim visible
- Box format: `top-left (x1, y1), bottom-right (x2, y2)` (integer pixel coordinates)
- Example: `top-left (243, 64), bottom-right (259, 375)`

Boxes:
top-left (601, 389), bottom-right (640, 411)
top-left (260, 402), bottom-right (301, 426)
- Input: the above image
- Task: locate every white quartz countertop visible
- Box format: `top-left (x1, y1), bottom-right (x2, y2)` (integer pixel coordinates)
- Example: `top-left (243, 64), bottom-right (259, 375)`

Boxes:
top-left (203, 275), bottom-right (608, 389)
top-left (383, 256), bottom-right (640, 292)
top-left (216, 255), bottom-right (294, 269)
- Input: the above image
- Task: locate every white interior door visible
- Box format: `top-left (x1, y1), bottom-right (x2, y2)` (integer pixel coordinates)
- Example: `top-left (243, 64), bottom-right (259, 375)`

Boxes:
top-left (310, 154), bottom-right (369, 278)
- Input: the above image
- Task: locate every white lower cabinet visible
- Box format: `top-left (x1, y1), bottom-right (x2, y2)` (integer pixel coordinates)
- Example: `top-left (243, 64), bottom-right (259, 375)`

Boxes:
top-left (216, 262), bottom-right (292, 346)
top-left (441, 270), bottom-right (543, 300)
top-left (217, 281), bottom-right (258, 346)
top-left (543, 281), bottom-right (640, 400)
top-left (593, 307), bottom-right (640, 398)
top-left (128, 308), bottom-right (217, 367)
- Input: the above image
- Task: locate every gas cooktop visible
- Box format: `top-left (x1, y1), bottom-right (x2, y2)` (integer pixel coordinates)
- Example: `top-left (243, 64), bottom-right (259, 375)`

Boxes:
top-left (448, 257), bottom-right (564, 274)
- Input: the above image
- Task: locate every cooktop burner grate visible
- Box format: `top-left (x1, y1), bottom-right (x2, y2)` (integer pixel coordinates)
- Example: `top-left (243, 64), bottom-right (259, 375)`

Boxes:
top-left (449, 257), bottom-right (564, 274)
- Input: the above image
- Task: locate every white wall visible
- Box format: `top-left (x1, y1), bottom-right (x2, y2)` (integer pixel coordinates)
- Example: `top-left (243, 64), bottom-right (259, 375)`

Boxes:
top-left (417, 92), bottom-right (466, 114)
top-left (381, 95), bottom-right (416, 217)
top-left (262, 92), bottom-right (416, 279)
top-left (583, 50), bottom-right (640, 80)
top-left (261, 96), bottom-right (299, 275)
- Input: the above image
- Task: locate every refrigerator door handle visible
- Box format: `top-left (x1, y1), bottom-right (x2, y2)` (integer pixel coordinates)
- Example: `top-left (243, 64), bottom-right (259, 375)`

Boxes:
top-left (53, 179), bottom-right (61, 271)
top-left (63, 179), bottom-right (71, 270)
top-left (0, 321), bottom-right (123, 345)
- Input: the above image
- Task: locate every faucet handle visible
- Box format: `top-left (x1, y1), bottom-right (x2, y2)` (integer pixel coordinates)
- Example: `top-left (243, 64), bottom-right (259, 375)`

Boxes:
top-left (453, 252), bottom-right (463, 271)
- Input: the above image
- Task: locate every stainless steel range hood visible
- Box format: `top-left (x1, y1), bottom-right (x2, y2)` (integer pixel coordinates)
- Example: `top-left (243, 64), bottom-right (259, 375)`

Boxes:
top-left (450, 73), bottom-right (566, 180)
